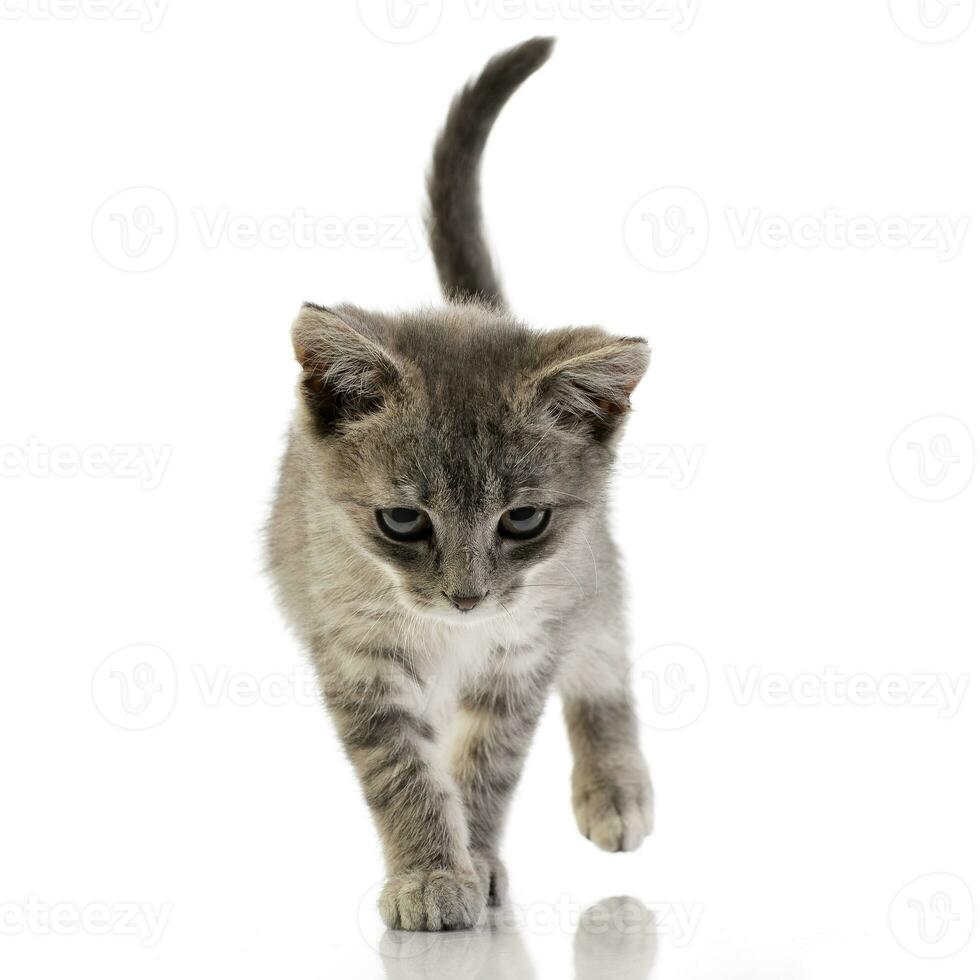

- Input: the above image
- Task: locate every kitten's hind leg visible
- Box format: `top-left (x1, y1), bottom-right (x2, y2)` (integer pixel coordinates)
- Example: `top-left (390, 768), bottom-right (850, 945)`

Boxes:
top-left (558, 630), bottom-right (653, 853)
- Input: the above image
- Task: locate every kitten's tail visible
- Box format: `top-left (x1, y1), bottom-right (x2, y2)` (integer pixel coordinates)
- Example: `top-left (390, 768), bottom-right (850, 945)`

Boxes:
top-left (427, 37), bottom-right (555, 308)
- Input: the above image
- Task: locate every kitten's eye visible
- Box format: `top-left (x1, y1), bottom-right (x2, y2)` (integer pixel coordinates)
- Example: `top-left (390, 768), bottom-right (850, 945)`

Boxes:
top-left (377, 507), bottom-right (432, 542)
top-left (498, 506), bottom-right (550, 540)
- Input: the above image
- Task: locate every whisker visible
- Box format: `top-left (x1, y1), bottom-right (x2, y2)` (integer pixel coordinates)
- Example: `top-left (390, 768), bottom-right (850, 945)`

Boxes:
top-left (554, 556), bottom-right (586, 597)
top-left (506, 583), bottom-right (570, 589)
top-left (579, 530), bottom-right (599, 596)
top-left (511, 417), bottom-right (560, 470)
top-left (495, 598), bottom-right (519, 632)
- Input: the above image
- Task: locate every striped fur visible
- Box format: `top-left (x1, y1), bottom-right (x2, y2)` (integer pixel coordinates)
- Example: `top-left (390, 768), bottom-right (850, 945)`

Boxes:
top-left (266, 39), bottom-right (653, 932)
top-left (427, 36), bottom-right (555, 306)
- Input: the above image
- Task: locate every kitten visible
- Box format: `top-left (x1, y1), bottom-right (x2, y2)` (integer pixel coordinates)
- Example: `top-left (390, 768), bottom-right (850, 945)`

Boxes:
top-left (267, 37), bottom-right (653, 932)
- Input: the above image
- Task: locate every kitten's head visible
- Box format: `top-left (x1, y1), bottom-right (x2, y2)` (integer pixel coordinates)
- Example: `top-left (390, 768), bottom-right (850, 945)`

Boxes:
top-left (292, 302), bottom-right (648, 623)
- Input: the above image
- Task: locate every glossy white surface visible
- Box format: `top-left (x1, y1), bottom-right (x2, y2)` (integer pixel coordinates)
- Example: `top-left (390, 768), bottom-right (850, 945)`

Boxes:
top-left (2, 3), bottom-right (978, 978)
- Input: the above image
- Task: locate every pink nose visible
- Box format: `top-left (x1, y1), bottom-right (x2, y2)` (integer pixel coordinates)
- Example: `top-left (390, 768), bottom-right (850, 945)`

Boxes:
top-left (447, 593), bottom-right (484, 612)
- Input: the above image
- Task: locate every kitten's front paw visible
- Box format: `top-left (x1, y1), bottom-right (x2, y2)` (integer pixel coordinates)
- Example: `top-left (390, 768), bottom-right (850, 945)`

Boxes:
top-left (471, 851), bottom-right (508, 906)
top-left (573, 768), bottom-right (654, 853)
top-left (379, 868), bottom-right (485, 931)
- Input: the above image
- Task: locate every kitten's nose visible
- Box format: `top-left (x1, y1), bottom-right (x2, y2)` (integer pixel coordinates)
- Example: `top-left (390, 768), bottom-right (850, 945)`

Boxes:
top-left (446, 592), bottom-right (485, 612)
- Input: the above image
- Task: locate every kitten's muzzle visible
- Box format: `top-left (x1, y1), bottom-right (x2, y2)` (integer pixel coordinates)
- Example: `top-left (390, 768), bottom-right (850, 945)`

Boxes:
top-left (443, 591), bottom-right (487, 612)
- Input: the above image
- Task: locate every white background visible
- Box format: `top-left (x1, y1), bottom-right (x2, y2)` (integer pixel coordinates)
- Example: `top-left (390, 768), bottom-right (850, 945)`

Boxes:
top-left (1, 2), bottom-right (978, 978)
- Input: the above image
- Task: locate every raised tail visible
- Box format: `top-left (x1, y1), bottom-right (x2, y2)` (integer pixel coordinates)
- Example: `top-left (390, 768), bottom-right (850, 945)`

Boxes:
top-left (426, 37), bottom-right (555, 308)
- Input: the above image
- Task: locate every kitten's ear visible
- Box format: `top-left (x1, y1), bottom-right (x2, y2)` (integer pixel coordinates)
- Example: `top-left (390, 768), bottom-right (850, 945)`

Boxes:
top-left (291, 303), bottom-right (402, 435)
top-left (532, 328), bottom-right (650, 441)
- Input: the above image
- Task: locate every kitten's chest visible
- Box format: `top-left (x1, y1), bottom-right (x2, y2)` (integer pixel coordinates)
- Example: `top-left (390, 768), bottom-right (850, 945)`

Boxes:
top-left (411, 616), bottom-right (550, 725)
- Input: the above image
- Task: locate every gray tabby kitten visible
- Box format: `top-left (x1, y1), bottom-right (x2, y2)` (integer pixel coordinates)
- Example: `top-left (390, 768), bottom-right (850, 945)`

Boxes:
top-left (267, 37), bottom-right (653, 932)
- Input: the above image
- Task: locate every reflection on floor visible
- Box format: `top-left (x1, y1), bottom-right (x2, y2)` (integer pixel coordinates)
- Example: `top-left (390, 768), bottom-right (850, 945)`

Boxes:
top-left (378, 896), bottom-right (657, 980)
